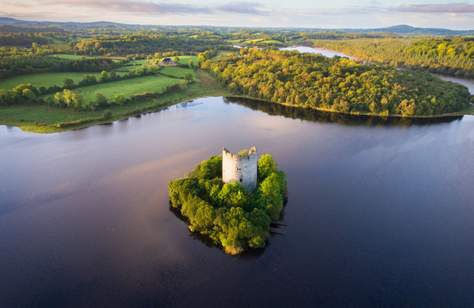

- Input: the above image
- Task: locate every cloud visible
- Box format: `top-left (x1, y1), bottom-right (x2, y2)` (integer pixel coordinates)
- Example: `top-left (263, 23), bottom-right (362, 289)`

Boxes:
top-left (42, 0), bottom-right (212, 15)
top-left (37, 0), bottom-right (268, 16)
top-left (217, 2), bottom-right (269, 15)
top-left (395, 3), bottom-right (474, 14)
top-left (1, 0), bottom-right (473, 28)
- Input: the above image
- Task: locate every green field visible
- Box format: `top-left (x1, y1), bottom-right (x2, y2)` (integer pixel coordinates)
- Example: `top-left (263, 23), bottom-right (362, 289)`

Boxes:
top-left (0, 72), bottom-right (101, 90)
top-left (0, 57), bottom-right (193, 92)
top-left (49, 54), bottom-right (97, 60)
top-left (0, 59), bottom-right (147, 90)
top-left (68, 75), bottom-right (185, 102)
top-left (159, 66), bottom-right (196, 78)
top-left (0, 71), bottom-right (230, 133)
top-left (173, 55), bottom-right (199, 66)
top-left (113, 60), bottom-right (147, 72)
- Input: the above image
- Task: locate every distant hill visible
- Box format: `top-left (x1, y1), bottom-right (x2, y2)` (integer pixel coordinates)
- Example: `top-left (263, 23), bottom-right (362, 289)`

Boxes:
top-left (0, 17), bottom-right (146, 31)
top-left (0, 17), bottom-right (473, 35)
top-left (0, 17), bottom-right (21, 25)
top-left (361, 25), bottom-right (474, 36)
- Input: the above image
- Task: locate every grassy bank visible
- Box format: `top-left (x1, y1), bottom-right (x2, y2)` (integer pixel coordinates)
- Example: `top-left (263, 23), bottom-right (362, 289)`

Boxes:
top-left (0, 70), bottom-right (229, 133)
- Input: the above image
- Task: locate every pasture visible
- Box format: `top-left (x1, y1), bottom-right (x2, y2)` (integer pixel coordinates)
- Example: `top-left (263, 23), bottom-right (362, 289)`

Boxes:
top-left (173, 55), bottom-right (199, 66)
top-left (113, 60), bottom-right (147, 72)
top-left (0, 59), bottom-right (147, 90)
top-left (71, 75), bottom-right (185, 102)
top-left (159, 66), bottom-right (196, 78)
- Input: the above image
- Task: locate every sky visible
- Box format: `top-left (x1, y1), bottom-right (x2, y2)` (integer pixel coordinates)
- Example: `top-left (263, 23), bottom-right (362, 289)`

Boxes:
top-left (1, 0), bottom-right (474, 29)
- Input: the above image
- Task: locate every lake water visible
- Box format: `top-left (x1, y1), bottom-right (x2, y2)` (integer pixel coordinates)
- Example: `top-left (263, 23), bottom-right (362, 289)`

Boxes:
top-left (1, 96), bottom-right (474, 307)
top-left (284, 46), bottom-right (474, 95)
top-left (281, 46), bottom-right (356, 59)
top-left (433, 74), bottom-right (474, 95)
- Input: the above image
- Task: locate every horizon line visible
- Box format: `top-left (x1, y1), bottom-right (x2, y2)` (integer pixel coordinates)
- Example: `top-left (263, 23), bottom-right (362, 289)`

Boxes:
top-left (2, 16), bottom-right (474, 32)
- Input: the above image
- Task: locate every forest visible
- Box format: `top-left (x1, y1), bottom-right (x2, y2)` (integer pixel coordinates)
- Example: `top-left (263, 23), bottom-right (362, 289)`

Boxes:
top-left (202, 48), bottom-right (472, 117)
top-left (168, 154), bottom-right (287, 255)
top-left (314, 37), bottom-right (474, 78)
top-left (73, 33), bottom-right (232, 56)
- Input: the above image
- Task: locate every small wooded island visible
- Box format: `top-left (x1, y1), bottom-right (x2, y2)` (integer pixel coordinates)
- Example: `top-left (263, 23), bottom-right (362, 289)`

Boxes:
top-left (168, 147), bottom-right (287, 255)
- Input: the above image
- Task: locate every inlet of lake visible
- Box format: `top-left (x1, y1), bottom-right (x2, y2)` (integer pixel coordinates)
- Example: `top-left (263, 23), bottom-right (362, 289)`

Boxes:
top-left (1, 95), bottom-right (474, 307)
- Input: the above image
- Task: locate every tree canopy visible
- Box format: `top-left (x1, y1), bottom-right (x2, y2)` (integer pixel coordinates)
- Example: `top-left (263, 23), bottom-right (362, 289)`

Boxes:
top-left (202, 48), bottom-right (471, 117)
top-left (315, 37), bottom-right (474, 78)
top-left (168, 153), bottom-right (286, 255)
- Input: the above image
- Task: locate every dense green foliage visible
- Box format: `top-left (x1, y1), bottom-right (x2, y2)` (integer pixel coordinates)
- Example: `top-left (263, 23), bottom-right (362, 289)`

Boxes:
top-left (168, 154), bottom-right (286, 255)
top-left (315, 37), bottom-right (474, 78)
top-left (0, 33), bottom-right (52, 47)
top-left (74, 34), bottom-right (231, 56)
top-left (0, 52), bottom-right (117, 79)
top-left (203, 48), bottom-right (471, 116)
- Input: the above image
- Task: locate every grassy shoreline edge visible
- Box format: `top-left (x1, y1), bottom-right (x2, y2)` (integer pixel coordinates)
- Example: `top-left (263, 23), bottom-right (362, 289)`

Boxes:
top-left (0, 70), bottom-right (230, 133)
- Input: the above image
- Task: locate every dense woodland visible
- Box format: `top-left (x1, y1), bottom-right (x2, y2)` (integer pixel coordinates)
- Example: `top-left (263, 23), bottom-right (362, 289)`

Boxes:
top-left (73, 33), bottom-right (231, 56)
top-left (202, 49), bottom-right (471, 116)
top-left (0, 32), bottom-right (52, 47)
top-left (168, 154), bottom-right (286, 255)
top-left (0, 31), bottom-right (229, 78)
top-left (315, 37), bottom-right (474, 78)
top-left (0, 54), bottom-right (117, 79)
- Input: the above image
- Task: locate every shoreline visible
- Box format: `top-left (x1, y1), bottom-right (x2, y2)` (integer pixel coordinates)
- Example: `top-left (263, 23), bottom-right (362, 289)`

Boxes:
top-left (225, 95), bottom-right (473, 120)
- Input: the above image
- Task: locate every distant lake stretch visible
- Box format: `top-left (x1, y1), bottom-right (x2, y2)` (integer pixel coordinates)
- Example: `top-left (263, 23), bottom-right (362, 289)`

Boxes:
top-left (433, 74), bottom-right (474, 94)
top-left (1, 97), bottom-right (474, 307)
top-left (281, 45), bottom-right (357, 59)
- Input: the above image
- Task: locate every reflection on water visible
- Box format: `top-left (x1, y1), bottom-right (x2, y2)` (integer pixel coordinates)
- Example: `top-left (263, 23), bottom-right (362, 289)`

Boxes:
top-left (226, 97), bottom-right (463, 126)
top-left (1, 96), bottom-right (474, 307)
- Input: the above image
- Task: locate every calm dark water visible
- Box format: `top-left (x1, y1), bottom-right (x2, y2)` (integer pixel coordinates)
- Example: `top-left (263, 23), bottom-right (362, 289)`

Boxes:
top-left (1, 97), bottom-right (474, 307)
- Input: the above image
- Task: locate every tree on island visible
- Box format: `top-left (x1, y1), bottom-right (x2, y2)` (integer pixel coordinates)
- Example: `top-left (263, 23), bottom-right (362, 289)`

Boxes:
top-left (168, 153), bottom-right (286, 255)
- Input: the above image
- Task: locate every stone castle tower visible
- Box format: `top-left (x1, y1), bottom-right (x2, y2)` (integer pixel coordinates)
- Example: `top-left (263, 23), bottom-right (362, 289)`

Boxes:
top-left (222, 146), bottom-right (258, 191)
